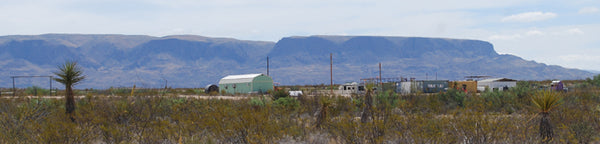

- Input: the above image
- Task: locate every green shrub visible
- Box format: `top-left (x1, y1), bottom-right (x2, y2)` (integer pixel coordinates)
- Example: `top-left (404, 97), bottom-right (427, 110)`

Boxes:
top-left (24, 86), bottom-right (50, 96)
top-left (438, 88), bottom-right (466, 108)
top-left (481, 91), bottom-right (517, 113)
top-left (375, 90), bottom-right (399, 108)
top-left (512, 81), bottom-right (535, 99)
top-left (272, 90), bottom-right (289, 101)
top-left (273, 97), bottom-right (299, 110)
top-left (248, 97), bottom-right (265, 108)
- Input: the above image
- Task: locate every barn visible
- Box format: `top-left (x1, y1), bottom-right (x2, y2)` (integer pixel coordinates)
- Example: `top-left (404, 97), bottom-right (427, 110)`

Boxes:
top-left (477, 78), bottom-right (517, 92)
top-left (218, 73), bottom-right (274, 94)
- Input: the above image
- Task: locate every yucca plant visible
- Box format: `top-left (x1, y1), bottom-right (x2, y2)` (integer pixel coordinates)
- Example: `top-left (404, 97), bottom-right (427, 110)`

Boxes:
top-left (531, 90), bottom-right (562, 143)
top-left (315, 97), bottom-right (332, 129)
top-left (54, 61), bottom-right (86, 121)
top-left (361, 83), bottom-right (375, 123)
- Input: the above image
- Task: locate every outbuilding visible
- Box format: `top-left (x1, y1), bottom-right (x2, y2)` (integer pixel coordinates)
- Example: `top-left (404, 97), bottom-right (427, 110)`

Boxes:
top-left (337, 82), bottom-right (364, 96)
top-left (204, 84), bottom-right (219, 94)
top-left (449, 81), bottom-right (478, 93)
top-left (218, 73), bottom-right (274, 94)
top-left (396, 80), bottom-right (449, 94)
top-left (396, 81), bottom-right (422, 94)
top-left (477, 78), bottom-right (517, 92)
top-left (422, 80), bottom-right (449, 93)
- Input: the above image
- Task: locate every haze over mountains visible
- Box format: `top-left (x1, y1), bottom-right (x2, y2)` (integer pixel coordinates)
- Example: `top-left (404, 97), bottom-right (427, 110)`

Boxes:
top-left (0, 34), bottom-right (593, 88)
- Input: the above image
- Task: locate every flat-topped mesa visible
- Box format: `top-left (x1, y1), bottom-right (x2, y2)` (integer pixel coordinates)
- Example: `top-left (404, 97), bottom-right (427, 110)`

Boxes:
top-left (268, 35), bottom-right (497, 64)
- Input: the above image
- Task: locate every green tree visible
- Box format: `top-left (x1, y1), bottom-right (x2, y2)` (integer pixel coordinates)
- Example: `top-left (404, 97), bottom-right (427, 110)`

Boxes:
top-left (531, 91), bottom-right (562, 143)
top-left (53, 61), bottom-right (86, 121)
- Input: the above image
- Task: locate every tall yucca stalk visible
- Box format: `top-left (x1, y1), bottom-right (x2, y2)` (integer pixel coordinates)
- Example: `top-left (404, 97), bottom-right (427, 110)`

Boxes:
top-left (361, 83), bottom-right (375, 123)
top-left (531, 90), bottom-right (562, 143)
top-left (54, 61), bottom-right (85, 121)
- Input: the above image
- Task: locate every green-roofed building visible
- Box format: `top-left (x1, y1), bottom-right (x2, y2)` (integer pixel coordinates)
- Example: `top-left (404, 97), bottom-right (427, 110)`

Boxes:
top-left (218, 73), bottom-right (274, 94)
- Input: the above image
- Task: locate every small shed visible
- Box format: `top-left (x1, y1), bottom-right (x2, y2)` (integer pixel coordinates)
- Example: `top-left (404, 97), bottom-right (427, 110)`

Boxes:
top-left (218, 73), bottom-right (274, 94)
top-left (204, 84), bottom-right (219, 94)
top-left (477, 78), bottom-right (517, 92)
top-left (396, 81), bottom-right (423, 94)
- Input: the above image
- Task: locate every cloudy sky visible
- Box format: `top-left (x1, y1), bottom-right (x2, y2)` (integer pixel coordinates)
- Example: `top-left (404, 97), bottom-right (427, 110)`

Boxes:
top-left (1, 0), bottom-right (599, 71)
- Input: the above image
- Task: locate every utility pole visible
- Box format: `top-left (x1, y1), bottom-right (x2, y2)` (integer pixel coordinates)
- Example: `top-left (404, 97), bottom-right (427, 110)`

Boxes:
top-left (379, 62), bottom-right (382, 92)
top-left (12, 77), bottom-right (15, 97)
top-left (49, 76), bottom-right (52, 94)
top-left (267, 56), bottom-right (269, 76)
top-left (379, 63), bottom-right (382, 85)
top-left (330, 53), bottom-right (333, 95)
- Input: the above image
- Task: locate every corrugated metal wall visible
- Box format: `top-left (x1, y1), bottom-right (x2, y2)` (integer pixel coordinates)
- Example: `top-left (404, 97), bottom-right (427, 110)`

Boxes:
top-left (251, 75), bottom-right (274, 93)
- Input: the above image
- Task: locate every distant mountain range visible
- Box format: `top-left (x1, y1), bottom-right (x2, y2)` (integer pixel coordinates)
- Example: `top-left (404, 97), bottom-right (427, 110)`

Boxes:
top-left (586, 70), bottom-right (600, 74)
top-left (0, 34), bottom-right (594, 88)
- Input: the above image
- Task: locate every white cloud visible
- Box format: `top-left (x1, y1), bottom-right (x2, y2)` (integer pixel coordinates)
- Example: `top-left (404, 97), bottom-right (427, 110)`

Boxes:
top-left (578, 7), bottom-right (599, 14)
top-left (559, 54), bottom-right (600, 62)
top-left (488, 34), bottom-right (522, 40)
top-left (566, 28), bottom-right (584, 35)
top-left (488, 30), bottom-right (544, 40)
top-left (557, 55), bottom-right (600, 70)
top-left (525, 30), bottom-right (544, 36)
top-left (501, 12), bottom-right (557, 22)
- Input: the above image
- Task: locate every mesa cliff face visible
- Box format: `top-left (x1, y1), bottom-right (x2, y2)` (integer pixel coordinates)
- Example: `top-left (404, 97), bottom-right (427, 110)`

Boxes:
top-left (0, 34), bottom-right (592, 88)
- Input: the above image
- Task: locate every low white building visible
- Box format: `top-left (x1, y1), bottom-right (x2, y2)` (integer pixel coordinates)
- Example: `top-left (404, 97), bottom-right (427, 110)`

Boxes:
top-left (477, 78), bottom-right (517, 92)
top-left (337, 82), bottom-right (364, 96)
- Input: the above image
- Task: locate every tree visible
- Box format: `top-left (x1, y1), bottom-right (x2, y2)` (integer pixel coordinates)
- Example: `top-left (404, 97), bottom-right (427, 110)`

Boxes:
top-left (531, 91), bottom-right (562, 143)
top-left (54, 61), bottom-right (85, 121)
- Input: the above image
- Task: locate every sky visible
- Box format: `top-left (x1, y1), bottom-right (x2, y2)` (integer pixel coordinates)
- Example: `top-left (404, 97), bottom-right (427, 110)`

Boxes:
top-left (1, 0), bottom-right (599, 71)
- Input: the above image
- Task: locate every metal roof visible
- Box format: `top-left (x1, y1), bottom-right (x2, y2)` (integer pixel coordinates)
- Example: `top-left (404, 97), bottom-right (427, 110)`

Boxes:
top-left (478, 78), bottom-right (517, 83)
top-left (219, 73), bottom-right (264, 84)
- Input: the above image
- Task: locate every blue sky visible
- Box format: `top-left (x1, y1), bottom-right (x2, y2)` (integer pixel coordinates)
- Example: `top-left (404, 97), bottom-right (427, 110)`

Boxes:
top-left (1, 0), bottom-right (599, 71)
